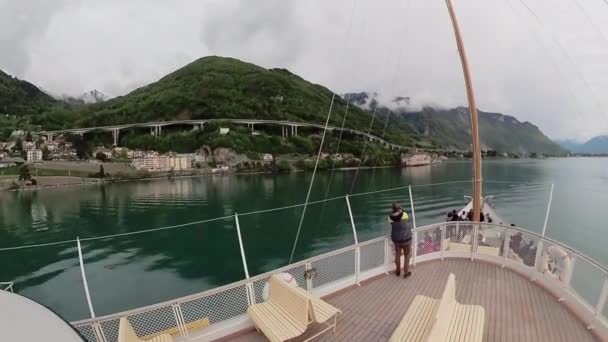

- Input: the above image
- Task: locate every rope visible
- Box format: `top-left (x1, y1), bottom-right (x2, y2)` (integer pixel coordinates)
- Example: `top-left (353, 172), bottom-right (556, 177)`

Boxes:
top-left (288, 0), bottom-right (359, 264)
top-left (350, 106), bottom-right (378, 193)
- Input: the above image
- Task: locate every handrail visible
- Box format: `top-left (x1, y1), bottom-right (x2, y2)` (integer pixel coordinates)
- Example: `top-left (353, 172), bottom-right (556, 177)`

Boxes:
top-left (71, 235), bottom-right (389, 326)
top-left (71, 222), bottom-right (607, 327)
top-left (480, 222), bottom-right (608, 275)
top-left (0, 282), bottom-right (14, 292)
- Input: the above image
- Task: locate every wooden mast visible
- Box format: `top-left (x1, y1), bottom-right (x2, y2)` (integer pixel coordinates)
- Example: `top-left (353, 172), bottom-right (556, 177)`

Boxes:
top-left (444, 0), bottom-right (483, 222)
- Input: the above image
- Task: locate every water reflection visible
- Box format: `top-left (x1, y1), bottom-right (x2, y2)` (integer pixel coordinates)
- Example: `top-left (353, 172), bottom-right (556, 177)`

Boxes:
top-left (2, 159), bottom-right (608, 320)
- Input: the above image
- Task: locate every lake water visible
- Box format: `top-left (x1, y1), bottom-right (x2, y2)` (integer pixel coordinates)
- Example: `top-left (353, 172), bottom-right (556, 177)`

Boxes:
top-left (1, 158), bottom-right (607, 321)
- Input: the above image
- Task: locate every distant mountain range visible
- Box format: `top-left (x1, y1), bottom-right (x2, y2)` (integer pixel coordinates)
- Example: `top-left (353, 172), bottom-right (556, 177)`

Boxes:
top-left (0, 57), bottom-right (566, 155)
top-left (344, 92), bottom-right (566, 156)
top-left (557, 136), bottom-right (608, 154)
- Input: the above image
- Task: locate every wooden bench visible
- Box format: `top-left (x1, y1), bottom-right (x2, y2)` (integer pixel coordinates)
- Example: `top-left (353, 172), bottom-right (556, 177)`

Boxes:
top-left (118, 317), bottom-right (173, 342)
top-left (389, 273), bottom-right (485, 342)
top-left (140, 317), bottom-right (210, 340)
top-left (248, 275), bottom-right (310, 342)
top-left (292, 284), bottom-right (341, 335)
top-left (248, 275), bottom-right (341, 342)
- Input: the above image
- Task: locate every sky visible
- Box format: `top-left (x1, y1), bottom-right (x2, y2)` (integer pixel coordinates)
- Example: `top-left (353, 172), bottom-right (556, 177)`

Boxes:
top-left (1, 0), bottom-right (608, 141)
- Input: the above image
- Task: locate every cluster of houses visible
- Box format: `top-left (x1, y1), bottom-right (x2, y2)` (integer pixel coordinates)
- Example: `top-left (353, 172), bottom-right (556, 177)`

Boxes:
top-left (0, 137), bottom-right (77, 168)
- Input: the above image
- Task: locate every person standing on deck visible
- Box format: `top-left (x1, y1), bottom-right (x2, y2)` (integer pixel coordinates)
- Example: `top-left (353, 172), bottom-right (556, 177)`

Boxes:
top-left (390, 203), bottom-right (413, 278)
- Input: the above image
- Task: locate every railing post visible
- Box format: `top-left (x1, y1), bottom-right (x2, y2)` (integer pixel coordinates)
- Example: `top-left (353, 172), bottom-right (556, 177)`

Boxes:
top-left (234, 213), bottom-right (255, 306)
top-left (471, 223), bottom-right (478, 261)
top-left (408, 185), bottom-right (417, 266)
top-left (502, 228), bottom-right (511, 268)
top-left (534, 184), bottom-right (554, 273)
top-left (384, 238), bottom-right (390, 274)
top-left (92, 323), bottom-right (107, 342)
top-left (440, 224), bottom-right (446, 261)
top-left (76, 238), bottom-right (96, 319)
top-left (172, 304), bottom-right (188, 338)
top-left (541, 184), bottom-right (554, 237)
top-left (564, 254), bottom-right (576, 286)
top-left (305, 263), bottom-right (313, 293)
top-left (595, 277), bottom-right (608, 316)
top-left (345, 195), bottom-right (360, 285)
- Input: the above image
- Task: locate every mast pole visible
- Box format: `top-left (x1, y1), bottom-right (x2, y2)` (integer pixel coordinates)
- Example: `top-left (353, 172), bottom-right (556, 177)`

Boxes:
top-left (444, 0), bottom-right (483, 222)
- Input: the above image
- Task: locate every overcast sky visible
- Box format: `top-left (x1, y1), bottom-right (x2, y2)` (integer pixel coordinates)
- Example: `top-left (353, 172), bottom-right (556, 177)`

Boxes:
top-left (1, 0), bottom-right (608, 141)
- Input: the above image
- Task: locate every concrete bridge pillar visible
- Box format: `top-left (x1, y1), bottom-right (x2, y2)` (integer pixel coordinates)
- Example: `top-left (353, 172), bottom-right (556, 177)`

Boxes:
top-left (112, 129), bottom-right (120, 146)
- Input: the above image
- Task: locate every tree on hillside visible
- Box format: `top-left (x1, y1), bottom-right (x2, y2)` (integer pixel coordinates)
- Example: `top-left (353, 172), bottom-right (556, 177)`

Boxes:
top-left (25, 131), bottom-right (33, 142)
top-left (95, 152), bottom-right (108, 162)
top-left (18, 165), bottom-right (31, 181)
top-left (68, 134), bottom-right (91, 159)
top-left (36, 136), bottom-right (44, 148)
top-left (98, 165), bottom-right (105, 178)
top-left (13, 138), bottom-right (23, 152)
top-left (42, 146), bottom-right (50, 160)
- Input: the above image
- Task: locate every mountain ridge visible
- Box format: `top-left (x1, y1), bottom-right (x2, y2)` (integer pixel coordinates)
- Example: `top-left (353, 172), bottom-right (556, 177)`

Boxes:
top-left (344, 91), bottom-right (566, 155)
top-left (558, 135), bottom-right (608, 154)
top-left (0, 57), bottom-right (566, 155)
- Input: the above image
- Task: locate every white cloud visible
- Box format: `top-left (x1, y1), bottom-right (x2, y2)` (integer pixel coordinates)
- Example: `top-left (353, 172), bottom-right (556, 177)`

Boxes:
top-left (1, 0), bottom-right (608, 140)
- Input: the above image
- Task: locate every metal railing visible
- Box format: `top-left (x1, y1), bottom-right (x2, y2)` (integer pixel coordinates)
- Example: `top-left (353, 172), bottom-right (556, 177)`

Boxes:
top-left (1, 282), bottom-right (14, 292)
top-left (70, 221), bottom-right (608, 342)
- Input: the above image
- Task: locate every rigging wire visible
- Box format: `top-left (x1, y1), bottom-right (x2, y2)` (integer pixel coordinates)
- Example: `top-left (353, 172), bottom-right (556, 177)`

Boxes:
top-left (516, 0), bottom-right (608, 130)
top-left (315, 95), bottom-right (353, 230)
top-left (505, 0), bottom-right (603, 131)
top-left (349, 106), bottom-right (378, 193)
top-left (322, 94), bottom-right (352, 200)
top-left (572, 0), bottom-right (608, 47)
top-left (288, 0), bottom-right (360, 264)
top-left (351, 0), bottom-right (411, 193)
top-left (0, 180), bottom-right (550, 252)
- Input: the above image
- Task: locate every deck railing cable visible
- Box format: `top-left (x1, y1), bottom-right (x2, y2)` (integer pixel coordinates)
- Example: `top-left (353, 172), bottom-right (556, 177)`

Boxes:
top-left (0, 179), bottom-right (550, 252)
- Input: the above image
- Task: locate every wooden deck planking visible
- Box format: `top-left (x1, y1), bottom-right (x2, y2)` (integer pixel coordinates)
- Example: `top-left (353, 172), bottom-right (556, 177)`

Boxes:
top-left (224, 259), bottom-right (599, 342)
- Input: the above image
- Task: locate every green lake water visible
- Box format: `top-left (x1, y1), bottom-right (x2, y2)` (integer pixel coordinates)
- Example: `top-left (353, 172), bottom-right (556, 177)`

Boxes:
top-left (1, 158), bottom-right (607, 321)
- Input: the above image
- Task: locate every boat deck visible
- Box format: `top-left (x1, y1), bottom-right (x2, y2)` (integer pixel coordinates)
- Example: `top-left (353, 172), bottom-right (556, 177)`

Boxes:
top-left (223, 259), bottom-right (599, 342)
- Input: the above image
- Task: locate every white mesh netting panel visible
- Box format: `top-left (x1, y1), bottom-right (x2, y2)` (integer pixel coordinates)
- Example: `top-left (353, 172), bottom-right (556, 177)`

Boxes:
top-left (99, 318), bottom-right (120, 342)
top-left (506, 231), bottom-right (540, 268)
top-left (311, 249), bottom-right (356, 288)
top-left (128, 305), bottom-right (179, 338)
top-left (416, 225), bottom-right (443, 257)
top-left (180, 284), bottom-right (249, 325)
top-left (569, 258), bottom-right (605, 309)
top-left (75, 324), bottom-right (98, 342)
top-left (476, 224), bottom-right (507, 257)
top-left (252, 264), bottom-right (307, 304)
top-left (360, 240), bottom-right (385, 272)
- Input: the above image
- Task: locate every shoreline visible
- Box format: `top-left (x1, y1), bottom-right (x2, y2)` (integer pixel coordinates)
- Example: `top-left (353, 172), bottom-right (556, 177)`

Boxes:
top-left (0, 164), bottom-right (406, 192)
top-left (1, 156), bottom-right (577, 193)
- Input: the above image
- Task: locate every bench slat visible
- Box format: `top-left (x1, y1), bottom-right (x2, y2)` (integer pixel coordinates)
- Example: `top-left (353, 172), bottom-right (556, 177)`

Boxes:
top-left (390, 273), bottom-right (485, 342)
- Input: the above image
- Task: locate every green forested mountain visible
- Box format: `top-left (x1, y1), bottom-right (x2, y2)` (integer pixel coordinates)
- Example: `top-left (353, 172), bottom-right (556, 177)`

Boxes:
top-left (0, 70), bottom-right (57, 116)
top-left (0, 57), bottom-right (566, 155)
top-left (400, 107), bottom-right (567, 155)
top-left (345, 92), bottom-right (567, 155)
top-left (76, 56), bottom-right (421, 146)
top-left (0, 70), bottom-right (79, 138)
